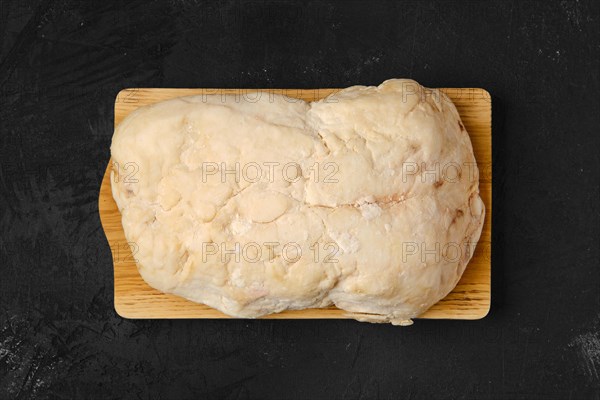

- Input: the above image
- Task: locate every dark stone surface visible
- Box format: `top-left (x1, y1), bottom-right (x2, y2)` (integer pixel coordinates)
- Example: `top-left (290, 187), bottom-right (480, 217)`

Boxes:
top-left (0, 0), bottom-right (598, 398)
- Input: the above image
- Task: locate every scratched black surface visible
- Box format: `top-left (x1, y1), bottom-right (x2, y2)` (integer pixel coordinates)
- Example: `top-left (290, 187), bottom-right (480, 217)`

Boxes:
top-left (0, 0), bottom-right (599, 399)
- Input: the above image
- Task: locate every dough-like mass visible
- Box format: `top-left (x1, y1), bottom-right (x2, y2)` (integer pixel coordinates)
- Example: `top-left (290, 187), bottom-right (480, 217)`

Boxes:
top-left (111, 79), bottom-right (485, 325)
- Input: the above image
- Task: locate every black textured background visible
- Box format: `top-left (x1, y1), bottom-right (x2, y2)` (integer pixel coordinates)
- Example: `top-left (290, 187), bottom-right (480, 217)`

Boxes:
top-left (1, 1), bottom-right (599, 399)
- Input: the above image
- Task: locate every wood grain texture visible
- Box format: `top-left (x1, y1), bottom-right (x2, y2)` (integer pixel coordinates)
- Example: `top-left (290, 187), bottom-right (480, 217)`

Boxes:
top-left (99, 87), bottom-right (492, 320)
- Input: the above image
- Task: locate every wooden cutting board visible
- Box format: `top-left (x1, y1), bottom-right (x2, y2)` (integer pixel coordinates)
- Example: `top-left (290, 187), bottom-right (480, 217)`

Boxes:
top-left (99, 87), bottom-right (492, 320)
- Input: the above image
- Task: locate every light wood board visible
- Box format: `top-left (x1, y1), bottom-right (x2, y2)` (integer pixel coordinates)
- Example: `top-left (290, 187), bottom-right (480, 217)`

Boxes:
top-left (99, 87), bottom-right (492, 320)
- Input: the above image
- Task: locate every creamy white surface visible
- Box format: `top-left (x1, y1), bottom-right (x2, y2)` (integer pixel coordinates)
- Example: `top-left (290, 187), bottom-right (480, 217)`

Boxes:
top-left (111, 79), bottom-right (485, 325)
